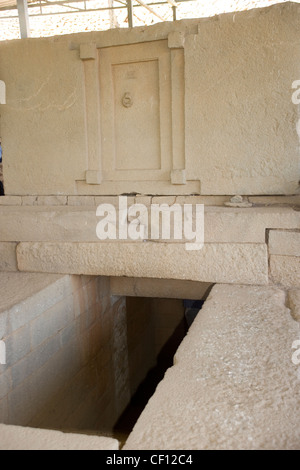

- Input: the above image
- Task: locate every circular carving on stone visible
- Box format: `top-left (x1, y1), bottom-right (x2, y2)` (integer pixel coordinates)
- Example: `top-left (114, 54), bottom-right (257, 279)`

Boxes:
top-left (122, 92), bottom-right (133, 108)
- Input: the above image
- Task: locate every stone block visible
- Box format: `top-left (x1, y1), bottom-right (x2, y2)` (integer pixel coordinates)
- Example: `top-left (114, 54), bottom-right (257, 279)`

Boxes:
top-left (86, 170), bottom-right (102, 185)
top-left (168, 31), bottom-right (185, 49)
top-left (21, 196), bottom-right (38, 206)
top-left (0, 273), bottom-right (72, 334)
top-left (269, 230), bottom-right (300, 256)
top-left (37, 196), bottom-right (67, 206)
top-left (11, 335), bottom-right (61, 389)
top-left (171, 169), bottom-right (186, 185)
top-left (0, 243), bottom-right (17, 271)
top-left (30, 294), bottom-right (75, 349)
top-left (0, 370), bottom-right (11, 400)
top-left (17, 241), bottom-right (268, 285)
top-left (80, 43), bottom-right (97, 60)
top-left (0, 206), bottom-right (298, 244)
top-left (270, 255), bottom-right (300, 288)
top-left (4, 325), bottom-right (31, 367)
top-left (67, 196), bottom-right (95, 206)
top-left (0, 196), bottom-right (22, 206)
top-left (0, 424), bottom-right (119, 450)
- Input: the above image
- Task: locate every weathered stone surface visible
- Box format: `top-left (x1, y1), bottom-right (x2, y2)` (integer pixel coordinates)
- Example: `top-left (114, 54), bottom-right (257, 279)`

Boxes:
top-left (288, 289), bottom-right (300, 322)
top-left (0, 243), bottom-right (17, 271)
top-left (0, 206), bottom-right (100, 242)
top-left (110, 277), bottom-right (212, 300)
top-left (185, 4), bottom-right (300, 196)
top-left (204, 207), bottom-right (299, 243)
top-left (270, 255), bottom-right (300, 288)
top-left (16, 241), bottom-right (268, 285)
top-left (0, 424), bottom-right (119, 450)
top-left (0, 4), bottom-right (299, 196)
top-left (0, 206), bottom-right (298, 244)
top-left (0, 272), bottom-right (66, 317)
top-left (269, 230), bottom-right (300, 256)
top-left (37, 196), bottom-right (67, 206)
top-left (21, 196), bottom-right (38, 206)
top-left (124, 284), bottom-right (300, 450)
top-left (0, 272), bottom-right (141, 434)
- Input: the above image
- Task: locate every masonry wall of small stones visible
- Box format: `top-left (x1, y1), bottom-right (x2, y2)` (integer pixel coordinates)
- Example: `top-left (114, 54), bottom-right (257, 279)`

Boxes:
top-left (0, 275), bottom-right (180, 433)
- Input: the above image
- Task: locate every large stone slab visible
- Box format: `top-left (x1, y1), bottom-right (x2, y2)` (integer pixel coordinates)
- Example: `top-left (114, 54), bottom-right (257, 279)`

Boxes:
top-left (1, 3), bottom-right (299, 196)
top-left (0, 424), bottom-right (118, 450)
top-left (0, 206), bottom-right (298, 244)
top-left (110, 277), bottom-right (212, 300)
top-left (124, 284), bottom-right (300, 450)
top-left (16, 242), bottom-right (268, 285)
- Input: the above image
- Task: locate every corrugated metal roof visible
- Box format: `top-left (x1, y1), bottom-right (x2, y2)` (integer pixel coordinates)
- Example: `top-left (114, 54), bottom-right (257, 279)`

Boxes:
top-left (0, 0), bottom-right (34, 8)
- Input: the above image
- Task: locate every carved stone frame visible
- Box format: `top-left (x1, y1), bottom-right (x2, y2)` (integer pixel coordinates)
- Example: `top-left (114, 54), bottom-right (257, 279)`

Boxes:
top-left (78, 34), bottom-right (200, 195)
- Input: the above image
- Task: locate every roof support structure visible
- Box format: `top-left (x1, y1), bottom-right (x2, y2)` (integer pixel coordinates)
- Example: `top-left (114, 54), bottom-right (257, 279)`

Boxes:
top-left (0, 0), bottom-right (184, 37)
top-left (127, 0), bottom-right (133, 28)
top-left (17, 0), bottom-right (30, 38)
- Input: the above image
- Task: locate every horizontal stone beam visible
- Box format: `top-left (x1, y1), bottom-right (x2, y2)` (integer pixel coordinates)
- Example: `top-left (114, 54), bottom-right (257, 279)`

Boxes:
top-left (0, 206), bottom-right (298, 244)
top-left (269, 230), bottom-right (300, 256)
top-left (110, 277), bottom-right (212, 300)
top-left (270, 255), bottom-right (300, 288)
top-left (16, 242), bottom-right (269, 285)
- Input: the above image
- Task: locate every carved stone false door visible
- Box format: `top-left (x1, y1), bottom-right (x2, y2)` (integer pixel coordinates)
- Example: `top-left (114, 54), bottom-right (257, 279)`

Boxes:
top-left (100, 40), bottom-right (169, 183)
top-left (79, 36), bottom-right (199, 194)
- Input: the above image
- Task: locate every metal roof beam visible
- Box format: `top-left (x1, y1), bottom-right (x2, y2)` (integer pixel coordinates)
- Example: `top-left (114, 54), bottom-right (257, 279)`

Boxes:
top-left (17, 0), bottom-right (31, 38)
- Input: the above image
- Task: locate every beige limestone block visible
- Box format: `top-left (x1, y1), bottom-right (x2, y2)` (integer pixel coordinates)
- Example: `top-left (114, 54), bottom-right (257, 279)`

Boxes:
top-left (0, 272), bottom-right (67, 316)
top-left (37, 196), bottom-right (67, 206)
top-left (110, 277), bottom-right (212, 300)
top-left (0, 196), bottom-right (22, 206)
top-left (0, 206), bottom-right (100, 242)
top-left (124, 284), bottom-right (300, 450)
top-left (67, 196), bottom-right (96, 206)
top-left (0, 243), bottom-right (17, 271)
top-left (0, 424), bottom-right (118, 450)
top-left (269, 230), bottom-right (300, 257)
top-left (17, 241), bottom-right (268, 285)
top-left (204, 207), bottom-right (300, 243)
top-left (0, 206), bottom-right (298, 245)
top-left (0, 4), bottom-right (299, 196)
top-left (270, 255), bottom-right (300, 288)
top-left (21, 196), bottom-right (38, 206)
top-left (184, 4), bottom-right (300, 196)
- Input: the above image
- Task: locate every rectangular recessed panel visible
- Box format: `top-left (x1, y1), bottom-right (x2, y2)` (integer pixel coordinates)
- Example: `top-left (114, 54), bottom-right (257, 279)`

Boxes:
top-left (112, 60), bottom-right (161, 171)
